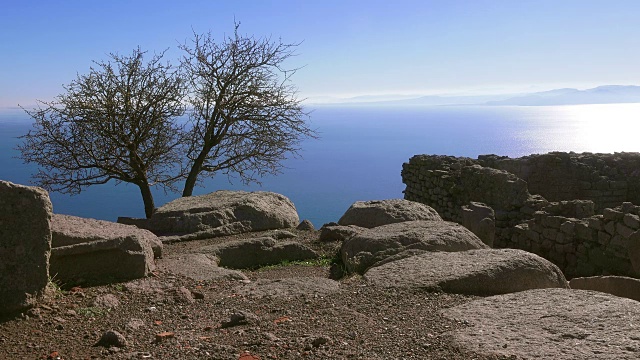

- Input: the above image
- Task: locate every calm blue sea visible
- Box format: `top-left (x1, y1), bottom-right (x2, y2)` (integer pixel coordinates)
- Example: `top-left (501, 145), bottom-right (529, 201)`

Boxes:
top-left (2, 104), bottom-right (640, 227)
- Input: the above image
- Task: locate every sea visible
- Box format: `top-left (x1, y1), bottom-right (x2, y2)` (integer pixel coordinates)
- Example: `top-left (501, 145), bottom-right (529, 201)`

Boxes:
top-left (2, 103), bottom-right (640, 227)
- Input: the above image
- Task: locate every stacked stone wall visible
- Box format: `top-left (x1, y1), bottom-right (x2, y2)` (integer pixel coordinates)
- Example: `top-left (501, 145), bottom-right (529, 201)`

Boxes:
top-left (477, 152), bottom-right (640, 211)
top-left (402, 152), bottom-right (640, 278)
top-left (512, 202), bottom-right (640, 278)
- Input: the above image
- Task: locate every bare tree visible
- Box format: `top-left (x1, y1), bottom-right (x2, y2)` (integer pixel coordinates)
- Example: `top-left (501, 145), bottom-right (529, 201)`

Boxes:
top-left (179, 24), bottom-right (317, 197)
top-left (18, 48), bottom-right (187, 218)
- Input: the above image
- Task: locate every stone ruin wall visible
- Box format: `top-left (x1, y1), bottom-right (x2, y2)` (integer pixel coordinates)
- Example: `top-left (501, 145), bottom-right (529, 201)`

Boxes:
top-left (402, 152), bottom-right (640, 278)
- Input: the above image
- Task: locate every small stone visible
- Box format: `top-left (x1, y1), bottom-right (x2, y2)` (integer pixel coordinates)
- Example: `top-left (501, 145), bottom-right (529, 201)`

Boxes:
top-left (221, 310), bottom-right (258, 328)
top-left (154, 331), bottom-right (175, 343)
top-left (191, 290), bottom-right (205, 299)
top-left (95, 330), bottom-right (127, 348)
top-left (311, 336), bottom-right (330, 347)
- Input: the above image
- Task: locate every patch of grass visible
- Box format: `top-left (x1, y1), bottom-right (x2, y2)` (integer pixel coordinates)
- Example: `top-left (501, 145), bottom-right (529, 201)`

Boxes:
top-left (111, 283), bottom-right (125, 292)
top-left (47, 275), bottom-right (65, 298)
top-left (257, 256), bottom-right (333, 271)
top-left (76, 306), bottom-right (106, 318)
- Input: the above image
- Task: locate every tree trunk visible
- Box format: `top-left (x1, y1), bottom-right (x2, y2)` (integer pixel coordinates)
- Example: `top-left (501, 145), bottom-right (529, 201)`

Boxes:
top-left (138, 182), bottom-right (156, 218)
top-left (182, 150), bottom-right (208, 197)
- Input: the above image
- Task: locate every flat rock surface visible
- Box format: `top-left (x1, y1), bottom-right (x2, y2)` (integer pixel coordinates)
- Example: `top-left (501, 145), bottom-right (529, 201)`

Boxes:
top-left (341, 220), bottom-right (488, 274)
top-left (51, 214), bottom-right (162, 258)
top-left (338, 199), bottom-right (442, 228)
top-left (156, 253), bottom-right (248, 281)
top-left (365, 249), bottom-right (568, 295)
top-left (196, 237), bottom-right (318, 269)
top-left (443, 288), bottom-right (640, 359)
top-left (236, 277), bottom-right (341, 298)
top-left (570, 275), bottom-right (640, 301)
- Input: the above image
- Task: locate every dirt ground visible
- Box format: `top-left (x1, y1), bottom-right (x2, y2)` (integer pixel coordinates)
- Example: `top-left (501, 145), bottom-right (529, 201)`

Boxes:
top-left (0, 229), bottom-right (513, 359)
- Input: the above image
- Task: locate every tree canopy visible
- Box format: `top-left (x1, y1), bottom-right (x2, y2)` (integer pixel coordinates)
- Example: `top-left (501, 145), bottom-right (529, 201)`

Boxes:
top-left (19, 25), bottom-right (316, 218)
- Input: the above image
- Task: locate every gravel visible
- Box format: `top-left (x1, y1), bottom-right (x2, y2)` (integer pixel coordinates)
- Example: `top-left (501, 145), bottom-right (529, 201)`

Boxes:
top-left (0, 229), bottom-right (510, 359)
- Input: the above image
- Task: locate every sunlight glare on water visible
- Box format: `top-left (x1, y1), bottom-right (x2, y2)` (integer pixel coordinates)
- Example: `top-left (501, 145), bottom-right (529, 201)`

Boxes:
top-left (518, 104), bottom-right (640, 154)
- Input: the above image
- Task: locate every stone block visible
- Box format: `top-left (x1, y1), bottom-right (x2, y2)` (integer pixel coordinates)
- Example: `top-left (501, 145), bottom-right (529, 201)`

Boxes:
top-left (597, 231), bottom-right (611, 245)
top-left (560, 221), bottom-right (575, 235)
top-left (0, 181), bottom-right (52, 313)
top-left (587, 216), bottom-right (604, 231)
top-left (603, 208), bottom-right (624, 221)
top-left (604, 220), bottom-right (616, 236)
top-left (616, 222), bottom-right (635, 239)
top-left (624, 213), bottom-right (640, 230)
top-left (50, 214), bottom-right (156, 285)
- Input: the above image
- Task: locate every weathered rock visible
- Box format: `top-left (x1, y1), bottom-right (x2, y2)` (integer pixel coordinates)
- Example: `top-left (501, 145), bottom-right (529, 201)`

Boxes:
top-left (197, 237), bottom-right (318, 269)
top-left (221, 310), bottom-right (259, 328)
top-left (237, 278), bottom-right (341, 298)
top-left (50, 214), bottom-right (156, 285)
top-left (95, 330), bottom-right (127, 348)
top-left (297, 219), bottom-right (315, 231)
top-left (338, 199), bottom-right (442, 228)
top-left (122, 278), bottom-right (198, 304)
top-left (156, 253), bottom-right (248, 281)
top-left (319, 223), bottom-right (364, 243)
top-left (365, 249), bottom-right (568, 295)
top-left (341, 220), bottom-right (488, 274)
top-left (147, 190), bottom-right (299, 238)
top-left (54, 214), bottom-right (162, 258)
top-left (443, 288), bottom-right (640, 359)
top-left (570, 276), bottom-right (640, 302)
top-left (461, 202), bottom-right (495, 247)
top-left (0, 180), bottom-right (52, 313)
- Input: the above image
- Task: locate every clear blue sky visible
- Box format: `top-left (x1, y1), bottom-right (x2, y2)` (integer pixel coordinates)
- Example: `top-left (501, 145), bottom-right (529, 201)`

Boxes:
top-left (2, 0), bottom-right (640, 107)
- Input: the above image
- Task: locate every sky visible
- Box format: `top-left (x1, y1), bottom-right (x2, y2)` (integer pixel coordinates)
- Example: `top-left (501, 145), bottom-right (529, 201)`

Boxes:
top-left (2, 0), bottom-right (640, 107)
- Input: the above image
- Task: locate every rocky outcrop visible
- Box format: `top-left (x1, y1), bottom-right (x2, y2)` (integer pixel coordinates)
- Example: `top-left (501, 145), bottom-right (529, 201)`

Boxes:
top-left (50, 214), bottom-right (156, 285)
top-left (144, 191), bottom-right (299, 240)
top-left (365, 249), bottom-right (568, 295)
top-left (570, 275), bottom-right (640, 302)
top-left (443, 288), bottom-right (640, 359)
top-left (0, 181), bottom-right (52, 313)
top-left (197, 237), bottom-right (318, 269)
top-left (340, 220), bottom-right (488, 274)
top-left (338, 199), bottom-right (442, 228)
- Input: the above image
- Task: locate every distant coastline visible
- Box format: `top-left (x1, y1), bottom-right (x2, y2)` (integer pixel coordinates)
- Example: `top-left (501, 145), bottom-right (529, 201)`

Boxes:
top-left (307, 85), bottom-right (640, 107)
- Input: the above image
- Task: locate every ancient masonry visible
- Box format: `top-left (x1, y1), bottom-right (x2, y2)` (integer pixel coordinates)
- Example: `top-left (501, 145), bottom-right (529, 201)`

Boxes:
top-left (402, 152), bottom-right (640, 279)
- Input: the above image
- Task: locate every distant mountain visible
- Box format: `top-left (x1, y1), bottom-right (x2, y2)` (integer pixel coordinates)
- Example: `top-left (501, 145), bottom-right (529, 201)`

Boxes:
top-left (307, 85), bottom-right (640, 107)
top-left (485, 85), bottom-right (640, 106)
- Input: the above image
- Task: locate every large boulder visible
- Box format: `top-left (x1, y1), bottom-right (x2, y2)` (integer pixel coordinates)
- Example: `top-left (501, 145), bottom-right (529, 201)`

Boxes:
top-left (50, 214), bottom-right (156, 285)
top-left (147, 191), bottom-right (299, 239)
top-left (443, 288), bottom-right (640, 359)
top-left (365, 248), bottom-right (568, 295)
top-left (570, 276), bottom-right (640, 302)
top-left (338, 199), bottom-right (442, 228)
top-left (340, 220), bottom-right (488, 274)
top-left (461, 201), bottom-right (495, 247)
top-left (0, 181), bottom-right (52, 313)
top-left (197, 237), bottom-right (318, 269)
